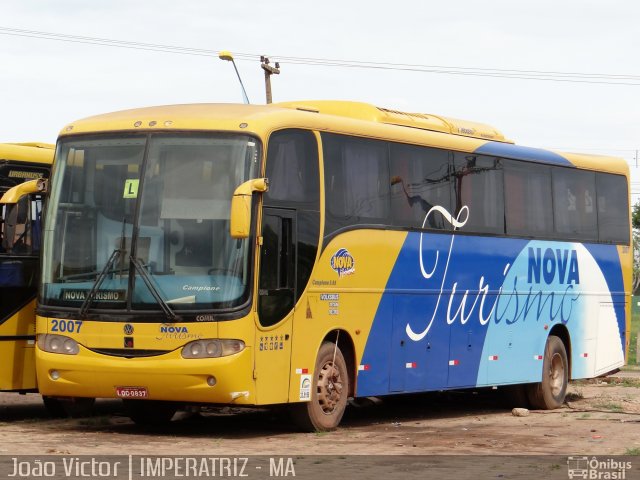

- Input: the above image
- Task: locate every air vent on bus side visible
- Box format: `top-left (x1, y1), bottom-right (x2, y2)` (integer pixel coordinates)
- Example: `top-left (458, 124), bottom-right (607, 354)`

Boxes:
top-left (276, 100), bottom-right (513, 144)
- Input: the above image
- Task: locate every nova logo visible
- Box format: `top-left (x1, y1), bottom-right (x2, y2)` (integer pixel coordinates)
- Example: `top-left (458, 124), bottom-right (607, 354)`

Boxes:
top-left (527, 247), bottom-right (580, 285)
top-left (160, 326), bottom-right (189, 333)
top-left (330, 248), bottom-right (355, 278)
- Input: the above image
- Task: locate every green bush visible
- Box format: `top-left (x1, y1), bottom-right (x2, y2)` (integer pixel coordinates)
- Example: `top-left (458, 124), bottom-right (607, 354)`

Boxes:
top-left (629, 296), bottom-right (640, 366)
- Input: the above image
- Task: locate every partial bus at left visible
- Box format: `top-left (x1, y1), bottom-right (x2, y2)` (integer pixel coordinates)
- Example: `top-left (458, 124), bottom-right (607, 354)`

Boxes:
top-left (0, 143), bottom-right (52, 393)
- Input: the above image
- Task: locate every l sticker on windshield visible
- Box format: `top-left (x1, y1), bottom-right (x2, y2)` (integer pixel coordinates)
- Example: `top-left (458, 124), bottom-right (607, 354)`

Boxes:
top-left (123, 179), bottom-right (139, 198)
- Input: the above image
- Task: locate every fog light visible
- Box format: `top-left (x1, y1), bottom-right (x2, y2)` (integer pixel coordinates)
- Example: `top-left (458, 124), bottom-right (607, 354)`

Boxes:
top-left (207, 376), bottom-right (217, 387)
top-left (50, 370), bottom-right (60, 381)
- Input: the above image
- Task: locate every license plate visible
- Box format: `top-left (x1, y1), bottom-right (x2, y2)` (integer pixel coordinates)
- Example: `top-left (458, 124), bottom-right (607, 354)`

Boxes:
top-left (115, 386), bottom-right (148, 398)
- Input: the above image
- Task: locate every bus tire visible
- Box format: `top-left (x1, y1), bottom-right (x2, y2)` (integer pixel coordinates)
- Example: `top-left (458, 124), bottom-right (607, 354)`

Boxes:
top-left (43, 396), bottom-right (95, 418)
top-left (42, 396), bottom-right (67, 418)
top-left (526, 335), bottom-right (568, 409)
top-left (291, 341), bottom-right (349, 432)
top-left (123, 399), bottom-right (178, 426)
top-left (501, 385), bottom-right (529, 409)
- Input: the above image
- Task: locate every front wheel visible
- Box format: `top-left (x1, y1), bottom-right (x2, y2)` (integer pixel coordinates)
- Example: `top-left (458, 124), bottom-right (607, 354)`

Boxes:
top-left (291, 342), bottom-right (349, 431)
top-left (123, 399), bottom-right (178, 426)
top-left (526, 335), bottom-right (568, 409)
top-left (43, 396), bottom-right (95, 418)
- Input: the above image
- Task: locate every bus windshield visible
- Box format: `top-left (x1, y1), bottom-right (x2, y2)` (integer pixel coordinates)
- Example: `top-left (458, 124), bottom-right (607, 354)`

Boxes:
top-left (41, 134), bottom-right (260, 314)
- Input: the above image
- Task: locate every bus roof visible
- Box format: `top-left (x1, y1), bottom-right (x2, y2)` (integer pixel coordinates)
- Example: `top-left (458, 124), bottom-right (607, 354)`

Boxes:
top-left (58, 101), bottom-right (628, 176)
top-left (0, 142), bottom-right (55, 165)
top-left (276, 100), bottom-right (512, 143)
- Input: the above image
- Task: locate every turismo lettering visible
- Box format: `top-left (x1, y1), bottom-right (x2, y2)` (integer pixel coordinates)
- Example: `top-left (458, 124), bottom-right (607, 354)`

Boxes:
top-left (406, 205), bottom-right (581, 342)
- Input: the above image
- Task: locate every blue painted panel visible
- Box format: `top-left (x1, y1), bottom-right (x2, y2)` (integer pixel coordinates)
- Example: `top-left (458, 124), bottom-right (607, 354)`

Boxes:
top-left (475, 142), bottom-right (573, 167)
top-left (357, 230), bottom-right (626, 396)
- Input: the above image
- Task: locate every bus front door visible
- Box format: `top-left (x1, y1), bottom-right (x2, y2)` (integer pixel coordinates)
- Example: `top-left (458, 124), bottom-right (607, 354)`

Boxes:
top-left (254, 208), bottom-right (295, 404)
top-left (0, 194), bottom-right (41, 391)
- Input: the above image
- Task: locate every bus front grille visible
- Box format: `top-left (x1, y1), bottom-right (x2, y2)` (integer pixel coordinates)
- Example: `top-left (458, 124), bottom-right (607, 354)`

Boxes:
top-left (88, 348), bottom-right (171, 358)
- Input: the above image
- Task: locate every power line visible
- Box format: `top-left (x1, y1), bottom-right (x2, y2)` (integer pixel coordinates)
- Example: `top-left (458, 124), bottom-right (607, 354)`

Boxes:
top-left (1, 26), bottom-right (640, 86)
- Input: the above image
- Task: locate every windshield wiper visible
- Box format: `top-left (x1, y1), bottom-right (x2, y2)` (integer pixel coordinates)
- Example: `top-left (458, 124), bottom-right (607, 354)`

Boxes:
top-left (131, 256), bottom-right (178, 322)
top-left (78, 218), bottom-right (127, 316)
top-left (78, 246), bottom-right (124, 316)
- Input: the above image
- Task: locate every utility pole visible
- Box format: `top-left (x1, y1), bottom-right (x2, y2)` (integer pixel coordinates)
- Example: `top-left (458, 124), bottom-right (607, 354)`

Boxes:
top-left (261, 56), bottom-right (280, 104)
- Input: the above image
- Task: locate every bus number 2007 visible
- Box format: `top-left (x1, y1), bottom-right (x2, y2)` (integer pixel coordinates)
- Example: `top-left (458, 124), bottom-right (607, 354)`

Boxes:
top-left (51, 319), bottom-right (83, 334)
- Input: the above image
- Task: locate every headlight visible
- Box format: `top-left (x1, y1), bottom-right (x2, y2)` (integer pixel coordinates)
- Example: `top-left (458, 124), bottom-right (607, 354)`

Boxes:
top-left (37, 334), bottom-right (79, 355)
top-left (181, 339), bottom-right (244, 359)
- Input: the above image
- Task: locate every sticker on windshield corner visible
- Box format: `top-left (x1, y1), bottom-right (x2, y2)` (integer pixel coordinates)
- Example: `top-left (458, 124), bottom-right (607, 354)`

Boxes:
top-left (330, 248), bottom-right (355, 278)
top-left (123, 179), bottom-right (139, 198)
top-left (299, 374), bottom-right (312, 401)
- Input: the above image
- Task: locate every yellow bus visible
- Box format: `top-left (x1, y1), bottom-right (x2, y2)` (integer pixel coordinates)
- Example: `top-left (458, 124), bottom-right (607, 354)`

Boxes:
top-left (0, 143), bottom-right (52, 392)
top-left (34, 102), bottom-right (631, 430)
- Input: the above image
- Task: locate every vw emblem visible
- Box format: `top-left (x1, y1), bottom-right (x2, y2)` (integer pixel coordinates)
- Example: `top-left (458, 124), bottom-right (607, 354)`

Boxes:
top-left (124, 324), bottom-right (134, 335)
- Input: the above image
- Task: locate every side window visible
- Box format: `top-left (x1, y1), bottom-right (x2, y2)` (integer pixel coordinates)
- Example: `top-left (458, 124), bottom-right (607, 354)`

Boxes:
top-left (262, 129), bottom-right (320, 315)
top-left (553, 168), bottom-right (597, 241)
top-left (258, 209), bottom-right (295, 327)
top-left (596, 173), bottom-right (629, 244)
top-left (504, 160), bottom-right (553, 237)
top-left (0, 194), bottom-right (42, 256)
top-left (265, 130), bottom-right (319, 206)
top-left (323, 133), bottom-right (390, 235)
top-left (452, 153), bottom-right (504, 234)
top-left (389, 143), bottom-right (452, 230)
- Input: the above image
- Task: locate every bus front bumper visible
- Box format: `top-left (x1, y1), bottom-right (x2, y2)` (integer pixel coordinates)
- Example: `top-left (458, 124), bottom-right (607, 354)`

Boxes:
top-left (35, 346), bottom-right (255, 405)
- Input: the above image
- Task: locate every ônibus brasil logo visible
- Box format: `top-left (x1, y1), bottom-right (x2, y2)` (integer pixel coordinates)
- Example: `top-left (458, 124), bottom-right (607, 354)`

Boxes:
top-left (330, 248), bottom-right (355, 278)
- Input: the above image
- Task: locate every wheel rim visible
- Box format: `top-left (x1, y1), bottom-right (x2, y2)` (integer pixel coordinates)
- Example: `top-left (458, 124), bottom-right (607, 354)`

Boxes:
top-left (317, 360), bottom-right (344, 414)
top-left (548, 352), bottom-right (565, 397)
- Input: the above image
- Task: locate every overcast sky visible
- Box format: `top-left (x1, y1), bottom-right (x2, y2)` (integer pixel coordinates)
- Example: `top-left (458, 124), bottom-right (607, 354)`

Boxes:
top-left (2, 1), bottom-right (639, 199)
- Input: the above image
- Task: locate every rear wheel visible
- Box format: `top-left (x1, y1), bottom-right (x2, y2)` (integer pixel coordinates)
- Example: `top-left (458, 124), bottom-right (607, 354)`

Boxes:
top-left (291, 341), bottom-right (349, 431)
top-left (527, 335), bottom-right (568, 409)
top-left (123, 400), bottom-right (178, 426)
top-left (501, 385), bottom-right (530, 409)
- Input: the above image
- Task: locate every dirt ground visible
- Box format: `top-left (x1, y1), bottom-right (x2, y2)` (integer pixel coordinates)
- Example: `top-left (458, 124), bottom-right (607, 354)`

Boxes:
top-left (0, 371), bottom-right (639, 457)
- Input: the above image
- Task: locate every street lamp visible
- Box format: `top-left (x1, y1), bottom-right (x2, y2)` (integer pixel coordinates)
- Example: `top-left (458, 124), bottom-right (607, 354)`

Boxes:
top-left (218, 50), bottom-right (250, 105)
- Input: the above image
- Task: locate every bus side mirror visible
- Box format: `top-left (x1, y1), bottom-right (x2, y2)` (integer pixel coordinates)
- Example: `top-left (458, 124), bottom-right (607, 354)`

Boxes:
top-left (0, 179), bottom-right (48, 204)
top-left (0, 179), bottom-right (47, 252)
top-left (229, 178), bottom-right (269, 239)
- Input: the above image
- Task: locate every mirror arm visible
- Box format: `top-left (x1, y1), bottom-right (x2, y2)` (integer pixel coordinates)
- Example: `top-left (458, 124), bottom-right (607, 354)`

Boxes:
top-left (0, 178), bottom-right (48, 205)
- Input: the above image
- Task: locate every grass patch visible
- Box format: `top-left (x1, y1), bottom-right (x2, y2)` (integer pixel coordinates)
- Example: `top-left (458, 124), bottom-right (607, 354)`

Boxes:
top-left (629, 296), bottom-right (640, 366)
top-left (593, 402), bottom-right (624, 413)
top-left (624, 448), bottom-right (640, 456)
top-left (606, 378), bottom-right (640, 388)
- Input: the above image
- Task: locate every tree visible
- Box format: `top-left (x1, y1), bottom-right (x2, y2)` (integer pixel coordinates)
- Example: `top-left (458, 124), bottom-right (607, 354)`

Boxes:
top-left (633, 201), bottom-right (640, 230)
top-left (634, 230), bottom-right (640, 295)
